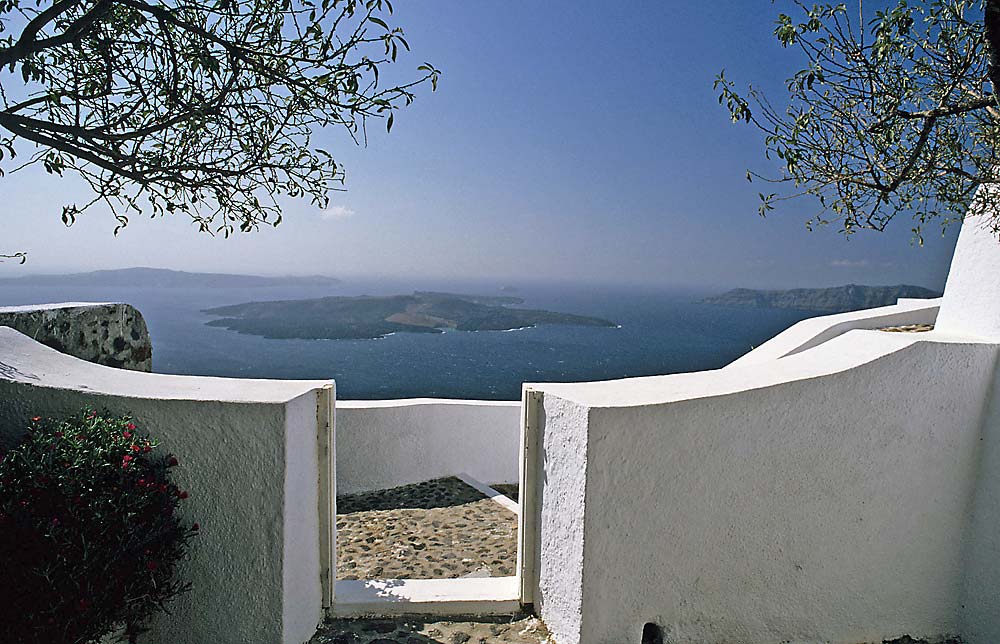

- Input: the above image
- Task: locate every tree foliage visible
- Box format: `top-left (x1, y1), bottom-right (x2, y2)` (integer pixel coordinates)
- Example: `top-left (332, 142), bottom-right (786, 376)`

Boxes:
top-left (716, 0), bottom-right (1000, 241)
top-left (0, 0), bottom-right (438, 237)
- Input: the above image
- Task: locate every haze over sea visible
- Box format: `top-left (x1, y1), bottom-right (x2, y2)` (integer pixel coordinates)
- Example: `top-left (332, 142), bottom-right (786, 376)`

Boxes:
top-left (0, 280), bottom-right (814, 400)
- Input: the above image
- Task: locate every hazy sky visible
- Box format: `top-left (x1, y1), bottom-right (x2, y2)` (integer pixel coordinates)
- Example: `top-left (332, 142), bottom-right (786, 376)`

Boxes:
top-left (0, 1), bottom-right (961, 290)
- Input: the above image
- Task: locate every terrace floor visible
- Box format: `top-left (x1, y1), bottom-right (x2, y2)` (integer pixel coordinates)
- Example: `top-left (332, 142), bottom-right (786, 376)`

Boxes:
top-left (336, 477), bottom-right (519, 581)
top-left (311, 614), bottom-right (554, 644)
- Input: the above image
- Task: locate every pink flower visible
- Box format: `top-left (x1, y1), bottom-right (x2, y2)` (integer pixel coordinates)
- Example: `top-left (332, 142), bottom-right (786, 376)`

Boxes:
top-left (127, 423), bottom-right (136, 431)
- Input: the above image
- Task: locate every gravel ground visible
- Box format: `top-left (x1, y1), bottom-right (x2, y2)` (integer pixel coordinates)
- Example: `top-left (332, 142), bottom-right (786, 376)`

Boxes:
top-left (310, 620), bottom-right (955, 644)
top-left (337, 477), bottom-right (518, 580)
top-left (311, 615), bottom-right (554, 644)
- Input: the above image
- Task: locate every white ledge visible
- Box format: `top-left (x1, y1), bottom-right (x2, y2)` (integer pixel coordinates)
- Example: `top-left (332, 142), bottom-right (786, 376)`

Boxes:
top-left (333, 577), bottom-right (521, 617)
top-left (728, 297), bottom-right (941, 367)
top-left (0, 326), bottom-right (329, 403)
top-left (529, 329), bottom-right (985, 408)
top-left (337, 398), bottom-right (520, 408)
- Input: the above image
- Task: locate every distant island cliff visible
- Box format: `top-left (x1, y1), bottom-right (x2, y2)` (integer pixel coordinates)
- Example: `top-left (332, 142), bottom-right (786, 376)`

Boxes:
top-left (202, 291), bottom-right (618, 340)
top-left (701, 284), bottom-right (941, 313)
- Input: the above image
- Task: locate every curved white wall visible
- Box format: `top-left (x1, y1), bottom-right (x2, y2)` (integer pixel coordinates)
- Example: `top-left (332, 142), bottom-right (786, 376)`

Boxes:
top-left (336, 399), bottom-right (521, 495)
top-left (529, 330), bottom-right (1000, 644)
top-left (0, 327), bottom-right (330, 644)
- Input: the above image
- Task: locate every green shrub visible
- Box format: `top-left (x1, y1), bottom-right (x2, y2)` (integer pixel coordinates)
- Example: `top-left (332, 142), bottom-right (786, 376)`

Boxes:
top-left (0, 408), bottom-right (198, 644)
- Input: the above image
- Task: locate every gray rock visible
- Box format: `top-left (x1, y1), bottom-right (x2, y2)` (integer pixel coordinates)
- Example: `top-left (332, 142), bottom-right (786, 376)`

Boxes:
top-left (0, 303), bottom-right (152, 371)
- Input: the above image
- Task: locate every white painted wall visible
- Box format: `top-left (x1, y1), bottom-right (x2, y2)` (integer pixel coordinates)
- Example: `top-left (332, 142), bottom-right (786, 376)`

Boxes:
top-left (282, 390), bottom-right (325, 644)
top-left (0, 327), bottom-right (331, 644)
top-left (534, 395), bottom-right (589, 644)
top-left (336, 399), bottom-right (520, 494)
top-left (937, 208), bottom-right (1000, 339)
top-left (531, 331), bottom-right (998, 644)
top-left (729, 297), bottom-right (940, 368)
top-left (960, 364), bottom-right (1000, 644)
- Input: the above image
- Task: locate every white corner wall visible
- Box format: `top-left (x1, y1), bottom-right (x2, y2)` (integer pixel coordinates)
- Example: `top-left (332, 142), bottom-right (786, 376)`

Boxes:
top-left (0, 328), bottom-right (331, 644)
top-left (335, 399), bottom-right (520, 494)
top-left (531, 331), bottom-right (998, 644)
top-left (936, 210), bottom-right (1000, 339)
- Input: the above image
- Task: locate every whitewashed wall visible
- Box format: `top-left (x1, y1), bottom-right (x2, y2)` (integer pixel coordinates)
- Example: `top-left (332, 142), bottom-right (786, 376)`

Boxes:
top-left (529, 331), bottom-right (999, 644)
top-left (961, 365), bottom-right (1000, 644)
top-left (336, 399), bottom-right (521, 494)
top-left (0, 328), bottom-right (330, 644)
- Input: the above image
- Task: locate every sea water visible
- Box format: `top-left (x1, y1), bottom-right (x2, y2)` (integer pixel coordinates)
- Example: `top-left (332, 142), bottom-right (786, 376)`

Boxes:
top-left (0, 280), bottom-right (815, 400)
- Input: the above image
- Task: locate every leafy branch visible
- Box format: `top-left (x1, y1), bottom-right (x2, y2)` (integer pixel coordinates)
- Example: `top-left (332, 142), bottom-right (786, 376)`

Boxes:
top-left (0, 0), bottom-right (439, 242)
top-left (717, 0), bottom-right (1000, 242)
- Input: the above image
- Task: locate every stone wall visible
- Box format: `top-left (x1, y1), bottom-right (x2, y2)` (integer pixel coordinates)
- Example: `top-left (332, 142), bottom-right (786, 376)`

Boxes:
top-left (0, 302), bottom-right (152, 371)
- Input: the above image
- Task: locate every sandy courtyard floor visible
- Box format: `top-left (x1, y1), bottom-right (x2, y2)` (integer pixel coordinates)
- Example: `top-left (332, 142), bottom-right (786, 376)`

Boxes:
top-left (336, 477), bottom-right (519, 580)
top-left (310, 615), bottom-right (554, 644)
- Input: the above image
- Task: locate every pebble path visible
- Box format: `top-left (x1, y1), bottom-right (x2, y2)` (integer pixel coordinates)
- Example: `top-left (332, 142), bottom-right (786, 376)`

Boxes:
top-left (310, 615), bottom-right (554, 644)
top-left (336, 477), bottom-right (519, 580)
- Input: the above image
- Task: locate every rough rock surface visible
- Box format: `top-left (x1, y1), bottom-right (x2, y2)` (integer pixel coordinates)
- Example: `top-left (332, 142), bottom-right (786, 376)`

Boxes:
top-left (311, 615), bottom-right (554, 644)
top-left (880, 323), bottom-right (935, 333)
top-left (0, 303), bottom-right (152, 371)
top-left (337, 477), bottom-right (518, 580)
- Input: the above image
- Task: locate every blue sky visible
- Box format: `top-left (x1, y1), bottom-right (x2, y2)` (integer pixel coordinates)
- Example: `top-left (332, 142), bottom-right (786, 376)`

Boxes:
top-left (0, 1), bottom-right (960, 290)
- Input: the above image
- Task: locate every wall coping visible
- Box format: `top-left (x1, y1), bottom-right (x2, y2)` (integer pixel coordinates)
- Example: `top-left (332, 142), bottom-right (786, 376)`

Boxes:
top-left (529, 329), bottom-right (986, 409)
top-left (0, 327), bottom-right (329, 403)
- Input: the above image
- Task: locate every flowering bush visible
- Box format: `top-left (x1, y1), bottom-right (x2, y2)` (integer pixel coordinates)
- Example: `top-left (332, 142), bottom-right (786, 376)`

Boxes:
top-left (0, 409), bottom-right (198, 644)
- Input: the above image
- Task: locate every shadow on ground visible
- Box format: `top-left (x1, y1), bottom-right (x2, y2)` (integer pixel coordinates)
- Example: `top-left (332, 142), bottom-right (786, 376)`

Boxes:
top-left (338, 477), bottom-right (488, 512)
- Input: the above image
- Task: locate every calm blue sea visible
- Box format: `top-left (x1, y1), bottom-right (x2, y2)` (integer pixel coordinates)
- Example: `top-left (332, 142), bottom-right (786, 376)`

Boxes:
top-left (0, 280), bottom-right (815, 400)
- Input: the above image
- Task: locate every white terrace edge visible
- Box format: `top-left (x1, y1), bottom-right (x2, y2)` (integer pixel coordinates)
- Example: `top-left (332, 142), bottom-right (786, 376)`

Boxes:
top-left (727, 296), bottom-right (941, 368)
top-left (333, 577), bottom-right (520, 618)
